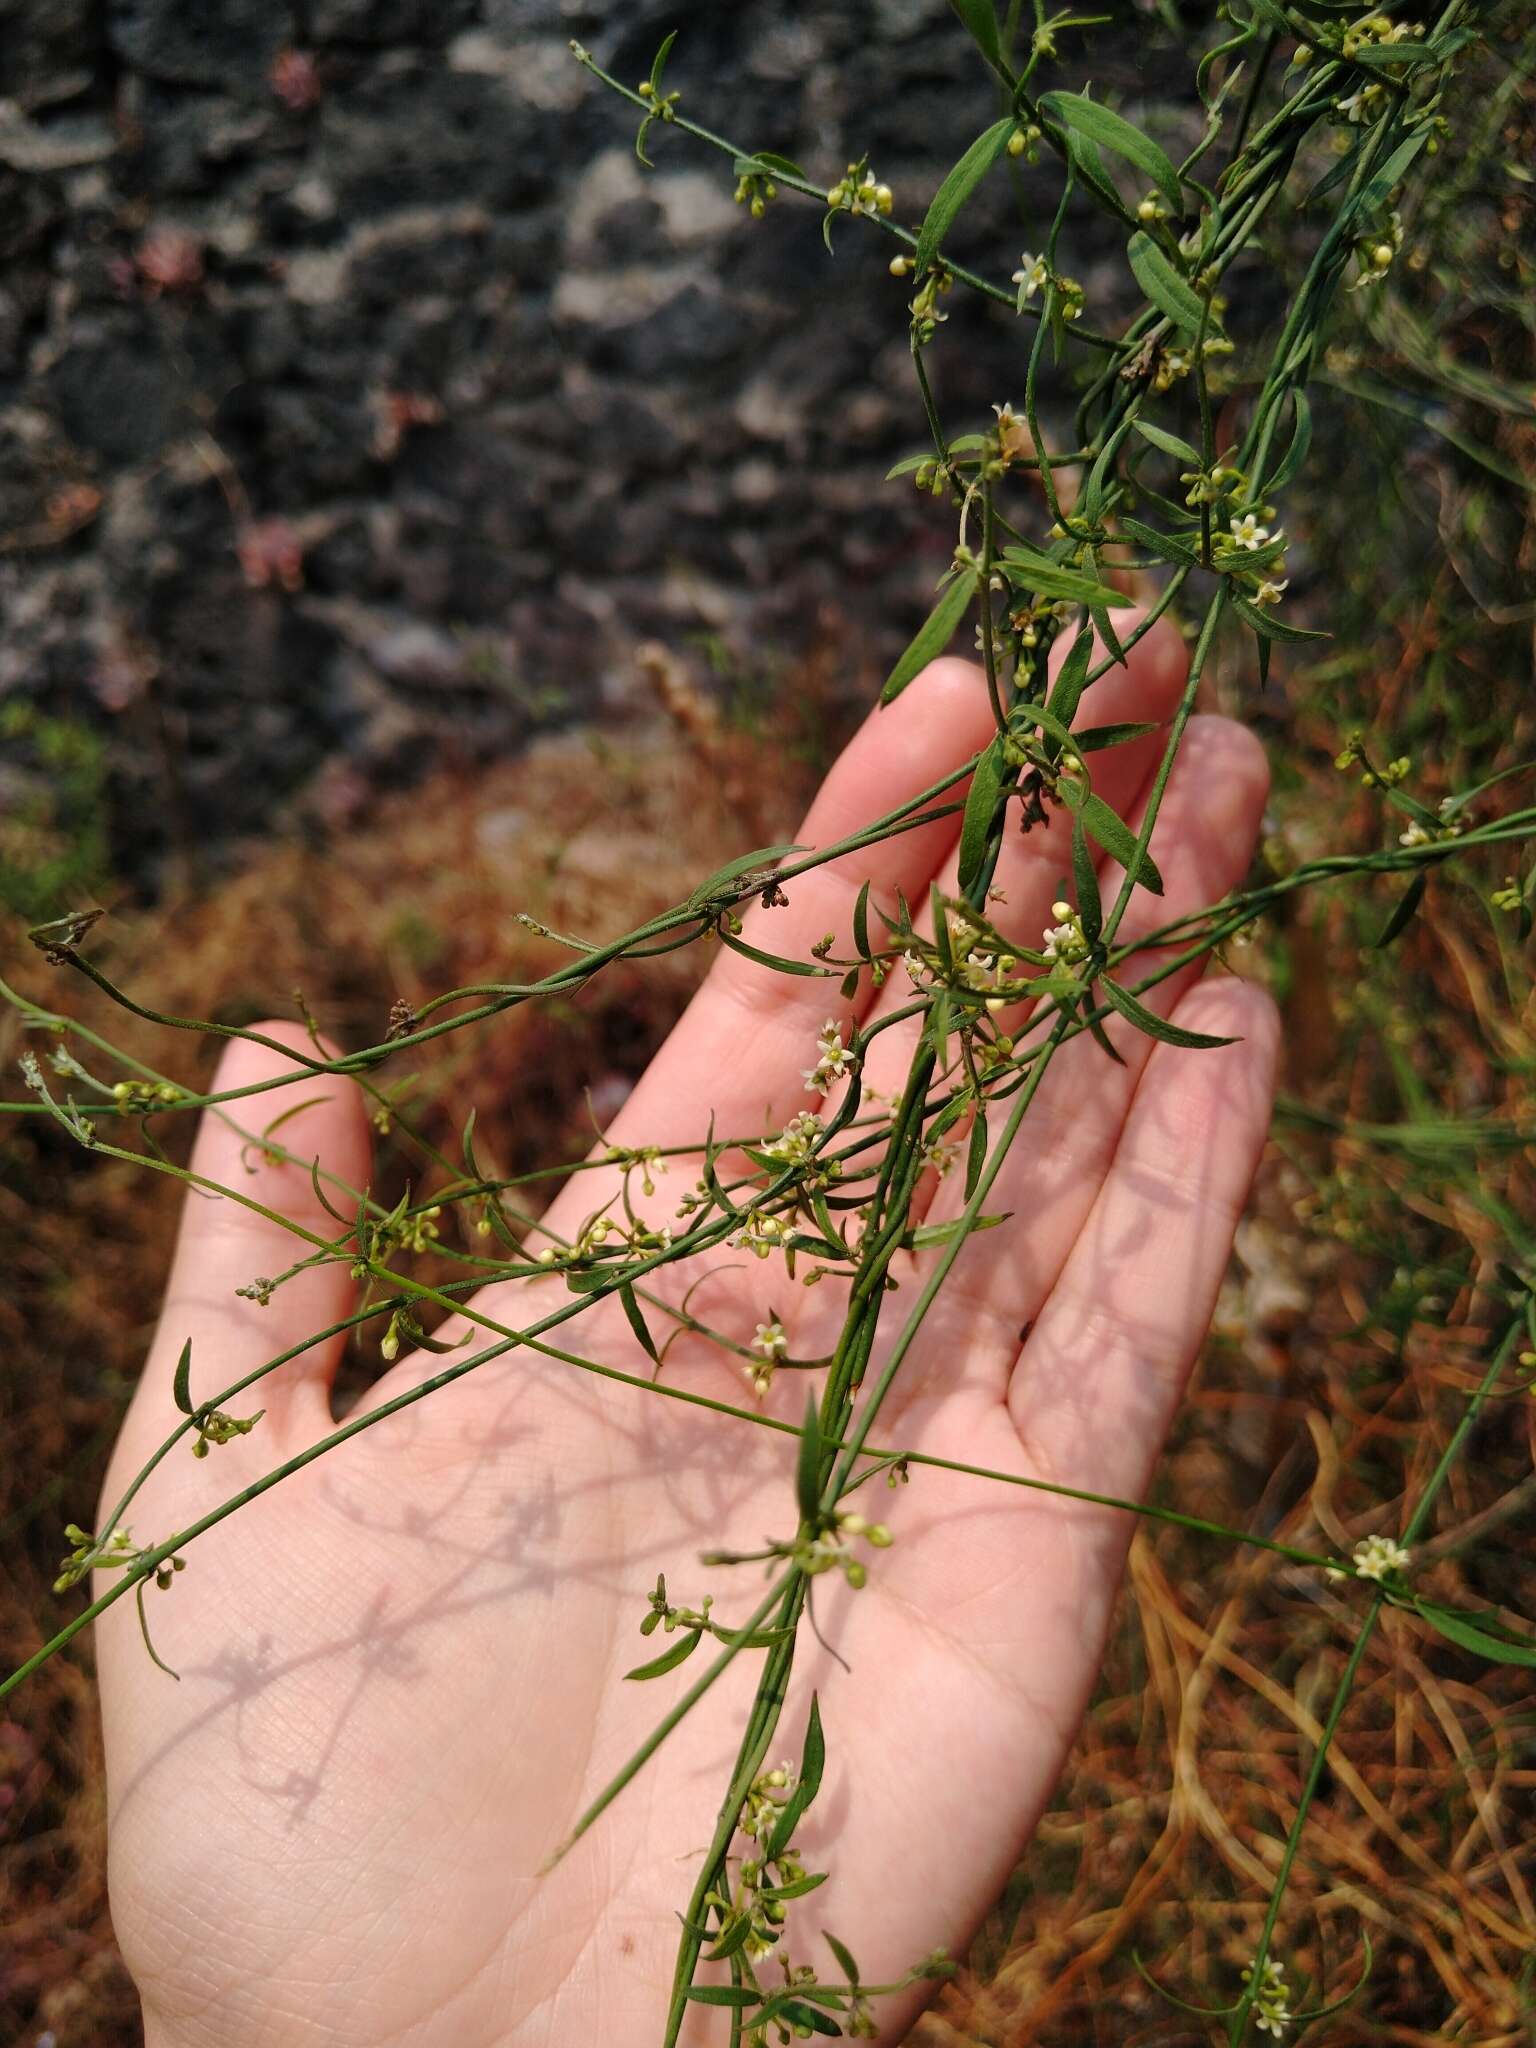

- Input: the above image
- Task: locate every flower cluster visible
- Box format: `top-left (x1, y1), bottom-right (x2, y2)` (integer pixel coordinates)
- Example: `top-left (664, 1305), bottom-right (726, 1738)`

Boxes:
top-left (1011, 249), bottom-right (1084, 322)
top-left (826, 161), bottom-right (892, 219)
top-left (794, 1508), bottom-right (893, 1591)
top-left (1241, 1956), bottom-right (1292, 2038)
top-left (1326, 1532), bottom-right (1412, 1583)
top-left (1040, 901), bottom-right (1091, 969)
top-left (748, 1316), bottom-right (789, 1396)
top-left (803, 1019), bottom-right (856, 1096)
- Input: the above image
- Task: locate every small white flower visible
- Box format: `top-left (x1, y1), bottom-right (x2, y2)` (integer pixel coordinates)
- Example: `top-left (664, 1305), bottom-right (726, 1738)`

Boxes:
top-left (1229, 512), bottom-right (1273, 551)
top-left (753, 1318), bottom-right (788, 1360)
top-left (803, 1019), bottom-right (854, 1094)
top-left (1352, 1532), bottom-right (1411, 1581)
top-left (1399, 820), bottom-right (1433, 848)
top-left (1012, 251), bottom-right (1049, 304)
top-left (1254, 576), bottom-right (1290, 606)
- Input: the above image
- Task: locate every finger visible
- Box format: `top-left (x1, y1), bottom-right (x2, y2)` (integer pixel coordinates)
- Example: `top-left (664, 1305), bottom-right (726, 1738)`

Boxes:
top-left (1007, 976), bottom-right (1280, 1493)
top-left (110, 1023), bottom-right (372, 1476)
top-left (539, 654), bottom-right (1000, 1243)
top-left (910, 715), bottom-right (1270, 1376)
top-left (857, 611), bottom-right (1188, 1104)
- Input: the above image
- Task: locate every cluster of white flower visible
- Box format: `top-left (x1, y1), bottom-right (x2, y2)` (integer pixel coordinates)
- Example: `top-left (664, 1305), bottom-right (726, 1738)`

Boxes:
top-left (1348, 207), bottom-right (1406, 290)
top-left (1011, 250), bottom-right (1083, 321)
top-left (763, 1109), bottom-right (824, 1165)
top-left (1040, 901), bottom-right (1091, 968)
top-left (1326, 1532), bottom-right (1412, 1582)
top-left (1242, 1956), bottom-right (1292, 2038)
top-left (1336, 81), bottom-right (1387, 124)
top-left (803, 1019), bottom-right (855, 1095)
top-left (747, 1317), bottom-right (788, 1396)
top-left (827, 163), bottom-right (893, 218)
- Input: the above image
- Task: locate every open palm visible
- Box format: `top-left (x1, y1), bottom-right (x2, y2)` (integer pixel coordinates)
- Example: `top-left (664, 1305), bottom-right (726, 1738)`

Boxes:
top-left (97, 620), bottom-right (1276, 2047)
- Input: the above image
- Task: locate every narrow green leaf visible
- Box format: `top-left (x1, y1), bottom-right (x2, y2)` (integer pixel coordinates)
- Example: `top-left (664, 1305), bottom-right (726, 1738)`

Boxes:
top-left (1041, 91), bottom-right (1181, 206)
top-left (916, 117), bottom-right (1016, 273)
top-left (1358, 130), bottom-right (1429, 215)
top-left (135, 1577), bottom-right (181, 1682)
top-left (686, 1985), bottom-right (761, 2009)
top-left (1000, 548), bottom-right (1134, 609)
top-left (1071, 818), bottom-right (1102, 946)
top-left (1415, 1599), bottom-right (1536, 1668)
top-left (958, 737), bottom-right (1010, 897)
top-left (1265, 387), bottom-right (1312, 494)
top-left (759, 1869), bottom-right (829, 1901)
top-left (687, 845), bottom-right (805, 908)
top-left (705, 1912), bottom-right (756, 1963)
top-left (796, 1392), bottom-right (822, 1524)
top-left (1132, 417), bottom-right (1203, 465)
top-left (648, 29), bottom-right (677, 95)
top-left (1076, 719), bottom-right (1160, 751)
top-left (618, 1283), bottom-right (661, 1366)
top-left (906, 1212), bottom-right (1008, 1248)
top-left (964, 1107), bottom-right (988, 1200)
top-left (624, 1627), bottom-right (703, 1682)
top-left (172, 1337), bottom-right (193, 1417)
top-left (716, 927), bottom-right (833, 977)
top-left (1082, 793), bottom-right (1164, 894)
top-left (1118, 516), bottom-right (1203, 569)
top-left (1374, 871), bottom-right (1426, 949)
top-left (1232, 597), bottom-right (1330, 644)
top-left (1126, 231), bottom-right (1207, 338)
top-left (777, 2004), bottom-right (841, 2037)
top-left (1102, 977), bottom-right (1238, 1048)
top-left (800, 1693), bottom-right (826, 1804)
top-left (852, 880), bottom-right (872, 962)
top-left (1080, 984), bottom-right (1128, 1066)
top-left (824, 1931), bottom-right (861, 1985)
top-left (735, 150), bottom-right (807, 180)
top-left (948, 0), bottom-right (1008, 76)
top-left (1045, 627), bottom-right (1095, 729)
top-left (882, 573), bottom-right (974, 705)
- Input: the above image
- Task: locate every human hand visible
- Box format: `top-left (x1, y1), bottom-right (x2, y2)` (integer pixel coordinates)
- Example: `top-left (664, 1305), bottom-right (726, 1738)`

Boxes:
top-left (97, 618), bottom-right (1276, 2046)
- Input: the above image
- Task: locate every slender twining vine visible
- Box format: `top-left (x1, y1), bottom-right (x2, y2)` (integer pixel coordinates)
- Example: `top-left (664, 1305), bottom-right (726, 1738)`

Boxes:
top-left (4, 6), bottom-right (1534, 2043)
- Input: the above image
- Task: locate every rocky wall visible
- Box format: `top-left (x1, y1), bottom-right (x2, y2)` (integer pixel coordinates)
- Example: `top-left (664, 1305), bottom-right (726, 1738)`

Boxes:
top-left (0, 0), bottom-right (1170, 889)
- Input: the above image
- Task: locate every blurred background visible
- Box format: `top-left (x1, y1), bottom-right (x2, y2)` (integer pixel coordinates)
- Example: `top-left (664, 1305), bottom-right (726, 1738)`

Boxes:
top-left (2, 2), bottom-right (1534, 2042)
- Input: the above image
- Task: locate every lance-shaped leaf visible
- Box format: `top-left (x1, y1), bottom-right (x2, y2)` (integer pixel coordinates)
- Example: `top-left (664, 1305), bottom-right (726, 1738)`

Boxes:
top-left (625, 1627), bottom-right (704, 1682)
top-left (1132, 417), bottom-right (1203, 465)
top-left (796, 1390), bottom-right (823, 1524)
top-left (687, 845), bottom-right (805, 908)
top-left (172, 1337), bottom-right (194, 1417)
top-left (824, 1930), bottom-right (861, 1985)
top-left (1071, 817), bottom-right (1103, 946)
top-left (1232, 597), bottom-right (1330, 643)
top-left (1045, 626), bottom-right (1095, 729)
top-left (1414, 1599), bottom-right (1536, 1667)
top-left (1080, 793), bottom-right (1164, 894)
top-left (1102, 976), bottom-right (1239, 1048)
top-left (1041, 91), bottom-right (1182, 209)
top-left (1001, 547), bottom-right (1135, 610)
top-left (882, 572), bottom-right (974, 704)
top-left (619, 1283), bottom-right (661, 1367)
top-left (1126, 231), bottom-right (1207, 338)
top-left (916, 116), bottom-right (1016, 273)
top-left (1373, 872), bottom-right (1426, 950)
top-left (948, 0), bottom-right (1009, 78)
top-left (957, 736), bottom-right (1011, 897)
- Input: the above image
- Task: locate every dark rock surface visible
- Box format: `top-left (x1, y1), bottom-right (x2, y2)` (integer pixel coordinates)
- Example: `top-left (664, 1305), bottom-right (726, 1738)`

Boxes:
top-left (0, 0), bottom-right (1165, 892)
